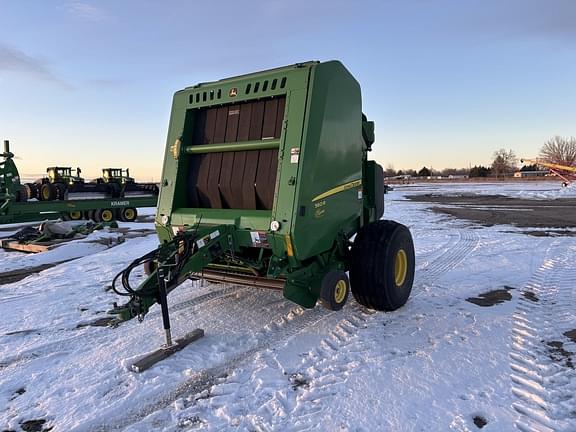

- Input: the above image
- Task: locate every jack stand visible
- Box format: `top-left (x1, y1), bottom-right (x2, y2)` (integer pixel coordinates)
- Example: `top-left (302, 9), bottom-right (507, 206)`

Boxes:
top-left (157, 267), bottom-right (173, 348)
top-left (130, 267), bottom-right (205, 373)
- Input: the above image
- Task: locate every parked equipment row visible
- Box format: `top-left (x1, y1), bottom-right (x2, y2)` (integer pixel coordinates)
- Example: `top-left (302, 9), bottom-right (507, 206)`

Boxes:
top-left (61, 207), bottom-right (139, 223)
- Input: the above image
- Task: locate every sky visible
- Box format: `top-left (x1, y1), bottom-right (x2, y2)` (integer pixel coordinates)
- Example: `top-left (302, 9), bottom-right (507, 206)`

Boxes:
top-left (0, 0), bottom-right (574, 181)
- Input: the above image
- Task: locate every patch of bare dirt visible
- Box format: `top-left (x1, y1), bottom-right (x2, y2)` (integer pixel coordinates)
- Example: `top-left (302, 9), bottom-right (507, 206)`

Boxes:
top-left (466, 288), bottom-right (513, 307)
top-left (407, 194), bottom-right (576, 229)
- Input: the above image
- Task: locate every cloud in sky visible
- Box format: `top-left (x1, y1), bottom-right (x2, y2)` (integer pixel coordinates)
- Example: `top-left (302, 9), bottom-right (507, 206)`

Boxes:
top-left (65, 1), bottom-right (110, 22)
top-left (0, 44), bottom-right (72, 88)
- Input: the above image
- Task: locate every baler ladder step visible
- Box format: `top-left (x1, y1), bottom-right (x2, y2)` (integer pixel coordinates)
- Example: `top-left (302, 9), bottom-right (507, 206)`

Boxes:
top-left (130, 328), bottom-right (204, 373)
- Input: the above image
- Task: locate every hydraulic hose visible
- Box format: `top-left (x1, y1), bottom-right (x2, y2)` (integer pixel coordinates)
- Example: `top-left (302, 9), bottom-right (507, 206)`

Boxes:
top-left (111, 233), bottom-right (195, 299)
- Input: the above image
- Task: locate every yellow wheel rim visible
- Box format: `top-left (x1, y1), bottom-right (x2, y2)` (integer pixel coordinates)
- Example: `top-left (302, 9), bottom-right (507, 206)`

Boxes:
top-left (124, 208), bottom-right (135, 220)
top-left (69, 211), bottom-right (82, 220)
top-left (42, 187), bottom-right (50, 200)
top-left (334, 279), bottom-right (347, 304)
top-left (394, 249), bottom-right (408, 286)
top-left (101, 209), bottom-right (114, 222)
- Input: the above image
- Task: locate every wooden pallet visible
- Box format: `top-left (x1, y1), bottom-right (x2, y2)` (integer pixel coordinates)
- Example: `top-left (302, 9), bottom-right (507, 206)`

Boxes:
top-left (1, 234), bottom-right (125, 253)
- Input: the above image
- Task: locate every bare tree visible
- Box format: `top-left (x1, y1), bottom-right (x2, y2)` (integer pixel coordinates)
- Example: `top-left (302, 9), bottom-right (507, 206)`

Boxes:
top-left (384, 164), bottom-right (396, 177)
top-left (539, 136), bottom-right (576, 167)
top-left (492, 149), bottom-right (518, 178)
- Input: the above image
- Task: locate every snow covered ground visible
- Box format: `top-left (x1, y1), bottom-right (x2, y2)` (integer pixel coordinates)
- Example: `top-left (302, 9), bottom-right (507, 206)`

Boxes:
top-left (1, 182), bottom-right (575, 432)
top-left (401, 179), bottom-right (576, 200)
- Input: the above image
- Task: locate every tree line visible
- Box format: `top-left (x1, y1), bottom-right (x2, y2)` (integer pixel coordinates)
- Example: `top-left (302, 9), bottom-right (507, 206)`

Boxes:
top-left (385, 135), bottom-right (576, 178)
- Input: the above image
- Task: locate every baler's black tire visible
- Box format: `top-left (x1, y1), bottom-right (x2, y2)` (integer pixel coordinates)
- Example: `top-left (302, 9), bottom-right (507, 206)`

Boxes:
top-left (350, 220), bottom-right (415, 311)
top-left (319, 270), bottom-right (350, 311)
top-left (40, 183), bottom-right (56, 201)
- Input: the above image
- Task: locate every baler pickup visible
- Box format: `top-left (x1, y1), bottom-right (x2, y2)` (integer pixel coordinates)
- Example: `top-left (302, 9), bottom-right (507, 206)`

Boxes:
top-left (111, 61), bottom-right (416, 372)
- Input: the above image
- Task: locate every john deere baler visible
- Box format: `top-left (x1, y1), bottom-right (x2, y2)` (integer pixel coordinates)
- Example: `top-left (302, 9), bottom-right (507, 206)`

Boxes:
top-left (111, 61), bottom-right (415, 370)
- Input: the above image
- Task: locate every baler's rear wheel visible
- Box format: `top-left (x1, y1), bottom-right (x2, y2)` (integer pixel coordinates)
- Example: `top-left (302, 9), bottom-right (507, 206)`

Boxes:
top-left (350, 220), bottom-right (415, 311)
top-left (319, 270), bottom-right (350, 311)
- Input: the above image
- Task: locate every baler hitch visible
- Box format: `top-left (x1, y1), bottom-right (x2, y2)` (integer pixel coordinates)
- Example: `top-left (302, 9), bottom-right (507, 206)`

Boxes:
top-left (109, 225), bottom-right (236, 372)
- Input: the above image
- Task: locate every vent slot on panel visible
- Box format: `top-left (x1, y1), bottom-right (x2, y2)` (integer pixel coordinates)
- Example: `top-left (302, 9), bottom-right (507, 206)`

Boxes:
top-left (189, 88), bottom-right (223, 104)
top-left (187, 96), bottom-right (286, 211)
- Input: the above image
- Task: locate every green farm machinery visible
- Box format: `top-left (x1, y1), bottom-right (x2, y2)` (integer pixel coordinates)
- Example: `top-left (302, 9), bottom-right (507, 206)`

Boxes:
top-left (0, 140), bottom-right (158, 224)
top-left (97, 168), bottom-right (159, 196)
top-left (35, 166), bottom-right (84, 201)
top-left (111, 61), bottom-right (416, 372)
top-left (100, 168), bottom-right (135, 184)
top-left (31, 166), bottom-right (158, 201)
top-left (1, 140), bottom-right (26, 204)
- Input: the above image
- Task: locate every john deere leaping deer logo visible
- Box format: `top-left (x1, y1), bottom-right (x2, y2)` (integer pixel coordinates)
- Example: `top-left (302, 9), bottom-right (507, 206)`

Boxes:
top-left (229, 87), bottom-right (238, 97)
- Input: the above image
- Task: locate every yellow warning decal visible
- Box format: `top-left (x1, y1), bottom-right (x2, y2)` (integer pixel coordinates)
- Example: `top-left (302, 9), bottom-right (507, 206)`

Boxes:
top-left (311, 179), bottom-right (362, 202)
top-left (284, 234), bottom-right (294, 257)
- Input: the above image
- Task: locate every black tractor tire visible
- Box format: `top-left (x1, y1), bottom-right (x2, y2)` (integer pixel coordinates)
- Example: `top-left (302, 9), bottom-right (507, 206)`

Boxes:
top-left (54, 183), bottom-right (67, 200)
top-left (350, 220), bottom-right (415, 311)
top-left (68, 210), bottom-right (83, 220)
top-left (107, 183), bottom-right (121, 198)
top-left (93, 208), bottom-right (115, 223)
top-left (87, 210), bottom-right (96, 221)
top-left (29, 183), bottom-right (40, 200)
top-left (40, 183), bottom-right (56, 201)
top-left (319, 270), bottom-right (350, 311)
top-left (22, 184), bottom-right (33, 200)
top-left (14, 186), bottom-right (24, 202)
top-left (100, 208), bottom-right (115, 223)
top-left (118, 207), bottom-right (137, 222)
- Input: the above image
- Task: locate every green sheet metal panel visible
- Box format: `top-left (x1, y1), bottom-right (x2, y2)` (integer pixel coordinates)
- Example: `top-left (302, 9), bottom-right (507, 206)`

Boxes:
top-left (291, 61), bottom-right (364, 260)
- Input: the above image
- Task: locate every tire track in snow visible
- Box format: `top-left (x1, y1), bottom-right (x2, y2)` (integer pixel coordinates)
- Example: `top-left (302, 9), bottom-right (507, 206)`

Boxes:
top-left (413, 228), bottom-right (480, 294)
top-left (89, 230), bottom-right (478, 430)
top-left (509, 240), bottom-right (576, 432)
top-left (249, 228), bottom-right (480, 430)
top-left (0, 284), bottom-right (242, 370)
top-left (87, 305), bottom-right (338, 432)
top-left (248, 306), bottom-right (374, 431)
top-left (170, 227), bottom-right (481, 431)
